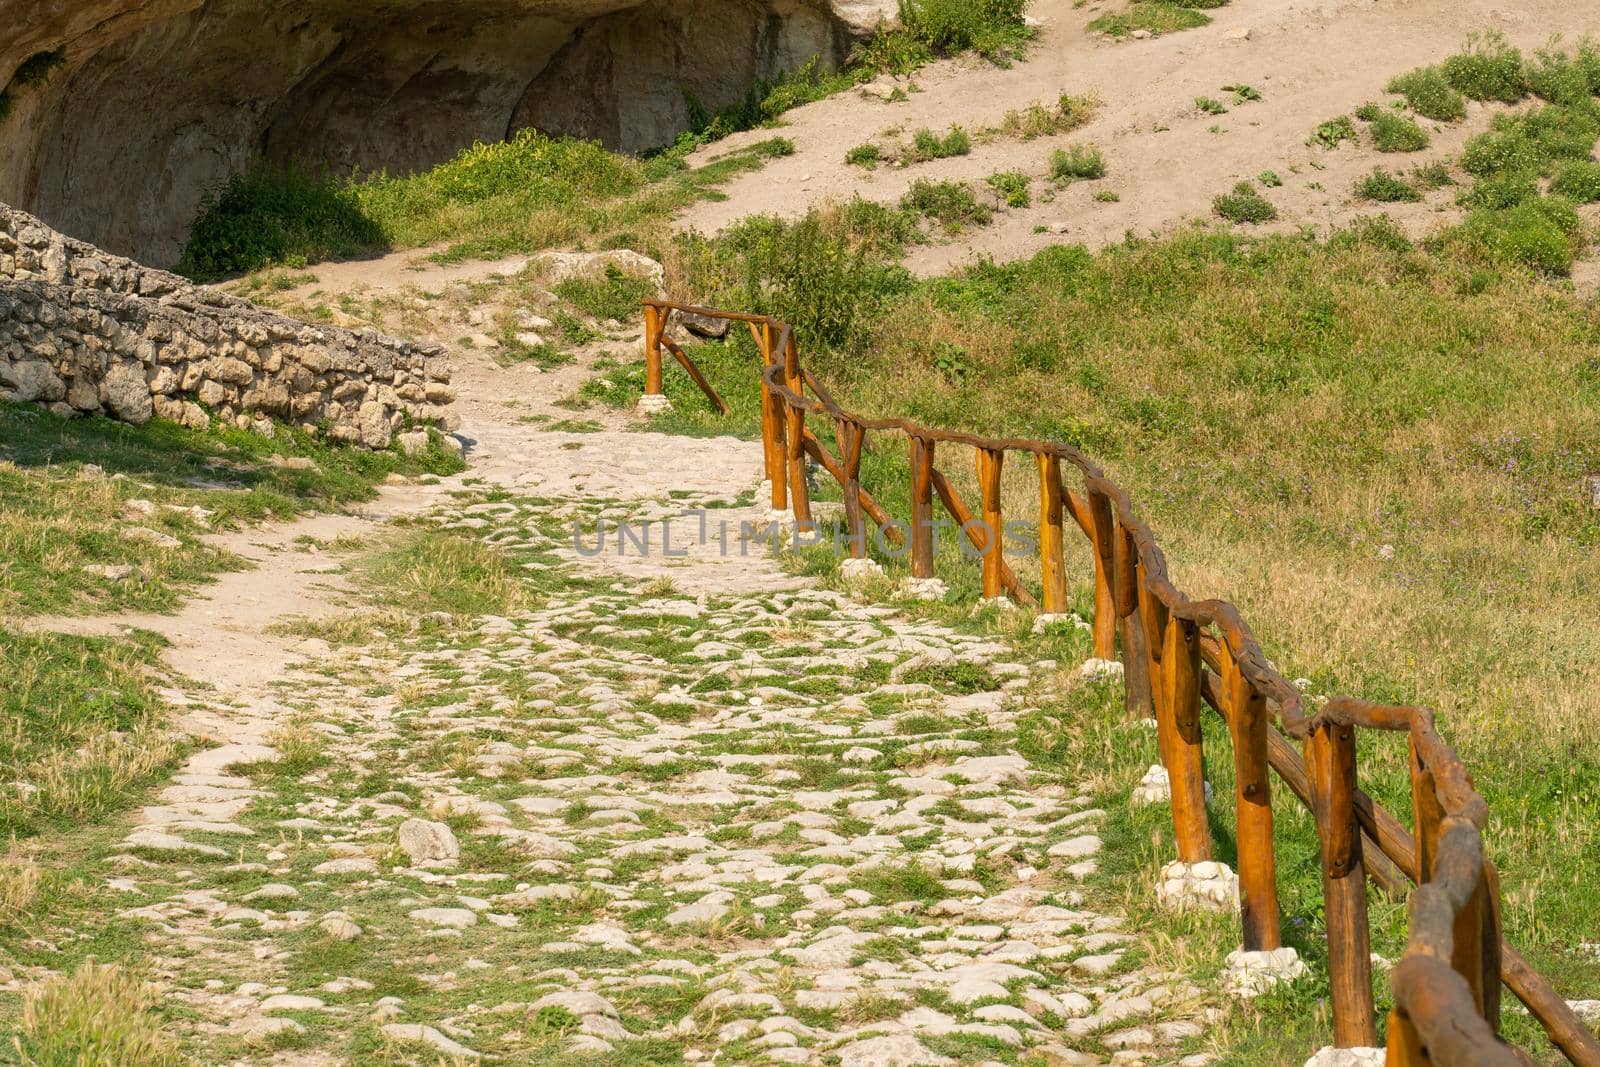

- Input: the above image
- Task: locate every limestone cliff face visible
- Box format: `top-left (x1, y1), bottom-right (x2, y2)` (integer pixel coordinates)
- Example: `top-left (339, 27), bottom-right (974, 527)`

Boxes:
top-left (0, 0), bottom-right (896, 265)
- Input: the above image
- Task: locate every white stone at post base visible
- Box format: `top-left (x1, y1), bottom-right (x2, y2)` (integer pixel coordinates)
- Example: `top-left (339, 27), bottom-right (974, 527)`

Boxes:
top-left (1077, 657), bottom-right (1124, 682)
top-left (1031, 612), bottom-right (1092, 635)
top-left (636, 393), bottom-right (673, 414)
top-left (840, 557), bottom-right (885, 582)
top-left (1222, 946), bottom-right (1307, 999)
top-left (1132, 763), bottom-right (1214, 807)
top-left (897, 576), bottom-right (947, 601)
top-left (1303, 1046), bottom-right (1385, 1067)
top-left (975, 595), bottom-right (1018, 613)
top-left (1157, 859), bottom-right (1239, 912)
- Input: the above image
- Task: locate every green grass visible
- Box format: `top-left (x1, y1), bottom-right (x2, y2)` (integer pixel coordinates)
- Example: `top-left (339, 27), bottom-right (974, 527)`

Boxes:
top-left (1088, 1), bottom-right (1212, 38)
top-left (1549, 160), bottom-right (1600, 202)
top-left (0, 629), bottom-right (179, 841)
top-left (13, 961), bottom-right (186, 1066)
top-left (0, 403), bottom-right (461, 619)
top-left (1386, 65), bottom-right (1467, 121)
top-left (1354, 169), bottom-right (1422, 203)
top-left (551, 263), bottom-right (658, 323)
top-left (1212, 181), bottom-right (1277, 223)
top-left (898, 0), bottom-right (1033, 60)
top-left (1050, 144), bottom-right (1106, 182)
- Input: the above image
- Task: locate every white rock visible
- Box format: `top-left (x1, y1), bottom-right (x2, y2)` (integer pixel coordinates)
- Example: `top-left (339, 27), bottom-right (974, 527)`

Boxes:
top-left (320, 915), bottom-right (362, 941)
top-left (380, 1023), bottom-right (479, 1060)
top-left (397, 818), bottom-right (459, 867)
top-left (1223, 946), bottom-right (1307, 998)
top-left (897, 576), bottom-right (947, 601)
top-left (1078, 657), bottom-right (1124, 682)
top-left (833, 1032), bottom-right (956, 1066)
top-left (1304, 1047), bottom-right (1385, 1067)
top-left (1157, 859), bottom-right (1239, 912)
top-left (409, 907), bottom-right (477, 929)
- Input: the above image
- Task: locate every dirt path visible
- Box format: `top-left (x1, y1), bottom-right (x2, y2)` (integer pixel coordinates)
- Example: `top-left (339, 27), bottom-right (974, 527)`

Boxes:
top-left (676, 0), bottom-right (1600, 274)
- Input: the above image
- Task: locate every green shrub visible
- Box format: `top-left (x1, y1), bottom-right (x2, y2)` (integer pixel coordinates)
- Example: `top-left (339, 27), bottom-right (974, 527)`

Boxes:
top-left (1442, 31), bottom-right (1526, 102)
top-left (1094, 190), bottom-right (1120, 202)
top-left (846, 143), bottom-right (883, 168)
top-left (909, 125), bottom-right (971, 161)
top-left (756, 137), bottom-right (796, 158)
top-left (1257, 170), bottom-right (1283, 187)
top-left (1412, 160), bottom-right (1455, 189)
top-left (1386, 66), bottom-right (1467, 121)
top-left (1213, 181), bottom-right (1277, 223)
top-left (1366, 110), bottom-right (1430, 152)
top-left (900, 179), bottom-right (993, 230)
top-left (1525, 46), bottom-right (1595, 105)
top-left (552, 264), bottom-right (658, 323)
top-left (1309, 115), bottom-right (1358, 149)
top-left (1050, 144), bottom-right (1106, 182)
top-left (175, 161), bottom-right (385, 280)
top-left (898, 0), bottom-right (1030, 57)
top-left (1550, 160), bottom-right (1600, 203)
top-left (1087, 3), bottom-right (1209, 37)
top-left (680, 200), bottom-right (915, 351)
top-left (1195, 95), bottom-right (1228, 115)
top-left (1460, 127), bottom-right (1538, 178)
top-left (1461, 170), bottom-right (1539, 210)
top-left (1463, 196), bottom-right (1583, 274)
top-left (986, 170), bottom-right (1031, 207)
top-left (999, 92), bottom-right (1099, 139)
top-left (1355, 169), bottom-right (1422, 203)
top-left (398, 129), bottom-right (637, 207)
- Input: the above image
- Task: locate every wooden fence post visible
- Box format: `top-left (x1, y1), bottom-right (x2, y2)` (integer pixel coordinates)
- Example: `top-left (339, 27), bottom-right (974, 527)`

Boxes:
top-left (838, 419), bottom-right (867, 559)
top-left (1309, 721), bottom-right (1378, 1047)
top-left (1087, 491), bottom-right (1117, 660)
top-left (644, 304), bottom-right (663, 397)
top-left (1412, 734), bottom-right (1501, 1032)
top-left (760, 324), bottom-right (787, 512)
top-left (1112, 522), bottom-right (1153, 719)
top-left (1037, 454), bottom-right (1066, 613)
top-left (1161, 616), bottom-right (1211, 863)
top-left (784, 331), bottom-right (811, 526)
top-left (1223, 643), bottom-right (1281, 951)
top-left (910, 436), bottom-right (935, 579)
top-left (976, 448), bottom-right (1005, 599)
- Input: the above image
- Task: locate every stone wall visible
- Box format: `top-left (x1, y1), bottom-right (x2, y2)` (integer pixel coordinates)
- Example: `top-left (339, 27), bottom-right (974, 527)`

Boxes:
top-left (0, 204), bottom-right (453, 447)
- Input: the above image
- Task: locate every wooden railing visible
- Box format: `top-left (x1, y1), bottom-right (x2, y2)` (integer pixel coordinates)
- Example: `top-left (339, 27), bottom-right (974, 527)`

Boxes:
top-left (640, 300), bottom-right (1600, 1066)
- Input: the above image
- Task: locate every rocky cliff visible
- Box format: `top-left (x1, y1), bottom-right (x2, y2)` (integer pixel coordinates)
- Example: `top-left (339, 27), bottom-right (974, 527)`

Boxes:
top-left (0, 0), bottom-right (896, 265)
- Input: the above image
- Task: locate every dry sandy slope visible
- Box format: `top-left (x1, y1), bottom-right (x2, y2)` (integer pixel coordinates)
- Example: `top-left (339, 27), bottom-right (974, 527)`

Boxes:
top-left (677, 0), bottom-right (1600, 274)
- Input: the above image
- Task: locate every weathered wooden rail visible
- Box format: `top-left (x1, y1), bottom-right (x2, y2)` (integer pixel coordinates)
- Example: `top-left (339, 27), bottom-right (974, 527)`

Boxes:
top-left (640, 299), bottom-right (1600, 1066)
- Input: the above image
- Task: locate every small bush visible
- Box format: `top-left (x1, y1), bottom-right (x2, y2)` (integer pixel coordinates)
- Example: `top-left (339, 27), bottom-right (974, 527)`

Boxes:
top-left (1367, 110), bottom-right (1430, 152)
top-left (1460, 126), bottom-right (1539, 178)
top-left (1550, 160), bottom-right (1600, 203)
top-left (1442, 31), bottom-right (1527, 102)
top-left (1355, 169), bottom-right (1422, 202)
top-left (1310, 115), bottom-right (1358, 149)
top-left (755, 136), bottom-right (796, 158)
top-left (1051, 144), bottom-right (1106, 182)
top-left (898, 0), bottom-right (1030, 57)
top-left (1386, 66), bottom-right (1467, 121)
top-left (1093, 190), bottom-right (1120, 202)
top-left (1463, 196), bottom-right (1583, 274)
top-left (1524, 46), bottom-right (1594, 105)
top-left (1195, 95), bottom-right (1228, 115)
top-left (1087, 3), bottom-right (1210, 37)
top-left (176, 161), bottom-right (385, 281)
top-left (901, 179), bottom-right (993, 231)
top-left (986, 170), bottom-right (1031, 207)
top-left (1412, 160), bottom-right (1455, 189)
top-left (16, 962), bottom-right (185, 1067)
top-left (909, 125), bottom-right (971, 161)
top-left (1258, 170), bottom-right (1283, 187)
top-left (846, 143), bottom-right (883, 168)
top-left (1213, 181), bottom-right (1277, 223)
top-left (1461, 170), bottom-right (1539, 210)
